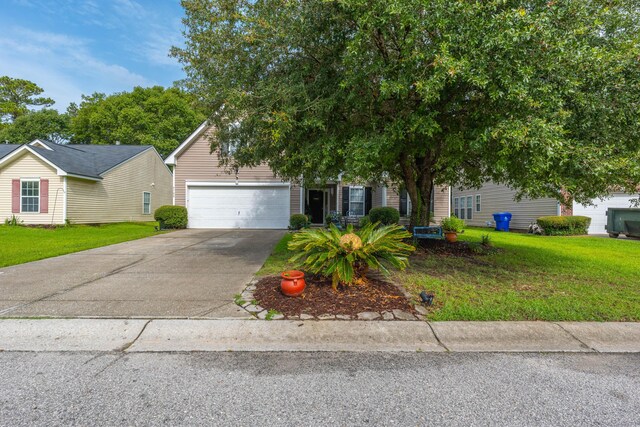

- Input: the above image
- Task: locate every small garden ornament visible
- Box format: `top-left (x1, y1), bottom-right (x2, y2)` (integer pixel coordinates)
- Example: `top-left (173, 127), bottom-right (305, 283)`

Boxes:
top-left (280, 270), bottom-right (306, 297)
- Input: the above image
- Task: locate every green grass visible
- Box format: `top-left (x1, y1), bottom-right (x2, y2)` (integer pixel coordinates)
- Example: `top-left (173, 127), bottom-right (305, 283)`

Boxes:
top-left (255, 232), bottom-right (295, 276)
top-left (259, 228), bottom-right (640, 321)
top-left (0, 222), bottom-right (164, 268)
top-left (398, 228), bottom-right (640, 321)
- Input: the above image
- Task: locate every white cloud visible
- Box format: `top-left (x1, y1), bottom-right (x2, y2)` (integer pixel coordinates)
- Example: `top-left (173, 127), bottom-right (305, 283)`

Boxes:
top-left (0, 26), bottom-right (151, 110)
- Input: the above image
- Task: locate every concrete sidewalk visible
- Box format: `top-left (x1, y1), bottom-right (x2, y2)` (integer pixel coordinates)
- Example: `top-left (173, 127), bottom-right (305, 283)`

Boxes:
top-left (1, 319), bottom-right (638, 353)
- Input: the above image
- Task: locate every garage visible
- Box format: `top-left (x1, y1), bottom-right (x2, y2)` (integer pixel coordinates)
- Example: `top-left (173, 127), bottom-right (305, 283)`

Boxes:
top-left (187, 183), bottom-right (290, 229)
top-left (573, 193), bottom-right (637, 234)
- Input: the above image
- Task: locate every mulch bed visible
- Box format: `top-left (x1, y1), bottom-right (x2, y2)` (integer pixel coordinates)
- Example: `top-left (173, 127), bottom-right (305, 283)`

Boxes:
top-left (417, 238), bottom-right (498, 257)
top-left (253, 274), bottom-right (416, 318)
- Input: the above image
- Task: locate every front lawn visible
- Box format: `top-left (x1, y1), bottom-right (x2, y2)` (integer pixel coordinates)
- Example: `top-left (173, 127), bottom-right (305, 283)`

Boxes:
top-left (258, 228), bottom-right (640, 321)
top-left (0, 222), bottom-right (163, 268)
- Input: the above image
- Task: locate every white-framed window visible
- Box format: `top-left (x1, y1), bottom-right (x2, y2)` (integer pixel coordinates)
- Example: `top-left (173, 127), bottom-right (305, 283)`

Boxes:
top-left (349, 186), bottom-right (365, 216)
top-left (143, 192), bottom-right (151, 215)
top-left (466, 196), bottom-right (473, 220)
top-left (459, 197), bottom-right (465, 219)
top-left (21, 179), bottom-right (39, 213)
top-left (476, 194), bottom-right (481, 212)
top-left (453, 197), bottom-right (459, 217)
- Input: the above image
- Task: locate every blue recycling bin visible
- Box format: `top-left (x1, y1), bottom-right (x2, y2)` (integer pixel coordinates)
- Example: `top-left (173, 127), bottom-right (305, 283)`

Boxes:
top-left (493, 212), bottom-right (512, 232)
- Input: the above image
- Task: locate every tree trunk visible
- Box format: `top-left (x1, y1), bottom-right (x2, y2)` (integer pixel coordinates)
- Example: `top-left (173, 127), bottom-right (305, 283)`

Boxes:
top-left (400, 154), bottom-right (434, 228)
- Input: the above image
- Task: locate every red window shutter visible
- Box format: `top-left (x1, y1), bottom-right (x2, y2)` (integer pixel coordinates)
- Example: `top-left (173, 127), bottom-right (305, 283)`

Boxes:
top-left (40, 179), bottom-right (49, 213)
top-left (12, 179), bottom-right (20, 213)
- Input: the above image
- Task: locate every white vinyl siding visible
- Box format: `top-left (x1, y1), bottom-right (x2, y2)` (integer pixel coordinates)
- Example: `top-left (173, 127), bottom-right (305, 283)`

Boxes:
top-left (66, 149), bottom-right (172, 224)
top-left (0, 152), bottom-right (64, 225)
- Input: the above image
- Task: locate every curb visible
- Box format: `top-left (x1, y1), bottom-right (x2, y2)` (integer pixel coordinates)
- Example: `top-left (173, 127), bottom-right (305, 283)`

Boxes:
top-left (1, 318), bottom-right (638, 353)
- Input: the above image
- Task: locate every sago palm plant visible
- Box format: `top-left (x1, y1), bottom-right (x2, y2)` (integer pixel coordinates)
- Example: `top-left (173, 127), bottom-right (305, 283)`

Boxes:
top-left (288, 223), bottom-right (415, 290)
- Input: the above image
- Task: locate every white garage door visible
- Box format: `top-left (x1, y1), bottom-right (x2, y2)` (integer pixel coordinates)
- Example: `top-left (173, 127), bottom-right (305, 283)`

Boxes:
top-left (573, 193), bottom-right (637, 234)
top-left (187, 184), bottom-right (290, 229)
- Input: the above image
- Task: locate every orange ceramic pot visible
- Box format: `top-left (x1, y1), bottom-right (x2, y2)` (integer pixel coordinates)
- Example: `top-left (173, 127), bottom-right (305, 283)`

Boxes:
top-left (281, 270), bottom-right (306, 297)
top-left (444, 232), bottom-right (458, 243)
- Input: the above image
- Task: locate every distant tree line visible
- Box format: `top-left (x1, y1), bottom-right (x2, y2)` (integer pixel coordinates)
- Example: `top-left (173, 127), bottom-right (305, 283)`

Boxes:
top-left (0, 76), bottom-right (207, 157)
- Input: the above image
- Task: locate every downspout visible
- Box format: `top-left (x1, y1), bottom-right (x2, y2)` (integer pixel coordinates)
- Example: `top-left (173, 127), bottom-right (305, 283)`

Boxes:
top-left (63, 176), bottom-right (67, 223)
top-left (172, 160), bottom-right (176, 205)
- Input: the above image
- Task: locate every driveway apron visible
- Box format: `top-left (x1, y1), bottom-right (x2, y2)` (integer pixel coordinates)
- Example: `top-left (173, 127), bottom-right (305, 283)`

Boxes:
top-left (0, 229), bottom-right (284, 318)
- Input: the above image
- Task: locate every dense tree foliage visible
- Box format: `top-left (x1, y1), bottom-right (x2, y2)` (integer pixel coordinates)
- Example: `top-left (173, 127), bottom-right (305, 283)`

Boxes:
top-left (173, 0), bottom-right (640, 225)
top-left (0, 76), bottom-right (54, 122)
top-left (69, 86), bottom-right (207, 156)
top-left (0, 109), bottom-right (71, 144)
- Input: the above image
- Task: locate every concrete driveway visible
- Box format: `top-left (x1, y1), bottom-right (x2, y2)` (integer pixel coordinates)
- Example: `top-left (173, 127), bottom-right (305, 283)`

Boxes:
top-left (0, 229), bottom-right (285, 318)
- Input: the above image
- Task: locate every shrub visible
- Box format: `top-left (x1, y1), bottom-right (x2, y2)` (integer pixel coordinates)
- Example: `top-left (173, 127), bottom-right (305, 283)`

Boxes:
top-left (288, 223), bottom-right (415, 289)
top-left (154, 205), bottom-right (188, 229)
top-left (4, 215), bottom-right (23, 226)
top-left (359, 215), bottom-right (371, 228)
top-left (536, 216), bottom-right (591, 236)
top-left (440, 215), bottom-right (465, 233)
top-left (368, 207), bottom-right (400, 225)
top-left (289, 214), bottom-right (310, 230)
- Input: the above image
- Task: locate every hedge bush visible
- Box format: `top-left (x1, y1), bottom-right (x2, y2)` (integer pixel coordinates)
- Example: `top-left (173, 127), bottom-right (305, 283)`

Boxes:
top-left (536, 216), bottom-right (591, 236)
top-left (289, 214), bottom-right (310, 230)
top-left (368, 207), bottom-right (400, 225)
top-left (154, 205), bottom-right (188, 229)
top-left (359, 215), bottom-right (371, 228)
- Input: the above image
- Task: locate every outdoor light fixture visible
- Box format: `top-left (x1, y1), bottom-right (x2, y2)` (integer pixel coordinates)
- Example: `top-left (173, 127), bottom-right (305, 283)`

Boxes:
top-left (420, 291), bottom-right (434, 306)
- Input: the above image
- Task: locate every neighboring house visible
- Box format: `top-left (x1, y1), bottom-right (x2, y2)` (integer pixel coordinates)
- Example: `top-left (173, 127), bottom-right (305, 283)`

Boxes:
top-left (0, 144), bottom-right (21, 160)
top-left (452, 182), bottom-right (638, 234)
top-left (0, 139), bottom-right (172, 225)
top-left (165, 122), bottom-right (451, 229)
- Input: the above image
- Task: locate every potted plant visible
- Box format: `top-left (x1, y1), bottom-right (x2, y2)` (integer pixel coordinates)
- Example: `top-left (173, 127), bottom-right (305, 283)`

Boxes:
top-left (280, 270), bottom-right (306, 297)
top-left (440, 215), bottom-right (465, 243)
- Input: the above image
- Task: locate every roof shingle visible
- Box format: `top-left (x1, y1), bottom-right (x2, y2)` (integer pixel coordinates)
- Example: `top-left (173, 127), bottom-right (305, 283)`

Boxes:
top-left (26, 140), bottom-right (152, 179)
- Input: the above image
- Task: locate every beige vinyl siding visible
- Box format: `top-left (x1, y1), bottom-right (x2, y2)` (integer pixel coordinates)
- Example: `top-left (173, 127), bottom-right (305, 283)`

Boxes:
top-left (66, 149), bottom-right (172, 224)
top-left (290, 184), bottom-right (301, 215)
top-left (432, 185), bottom-right (450, 223)
top-left (371, 186), bottom-right (384, 209)
top-left (174, 129), bottom-right (283, 207)
top-left (384, 184), bottom-right (450, 224)
top-left (386, 187), bottom-right (401, 213)
top-left (451, 182), bottom-right (558, 230)
top-left (0, 151), bottom-right (65, 225)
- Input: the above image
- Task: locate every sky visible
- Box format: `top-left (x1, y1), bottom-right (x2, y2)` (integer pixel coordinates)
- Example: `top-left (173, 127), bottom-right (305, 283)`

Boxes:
top-left (0, 0), bottom-right (187, 112)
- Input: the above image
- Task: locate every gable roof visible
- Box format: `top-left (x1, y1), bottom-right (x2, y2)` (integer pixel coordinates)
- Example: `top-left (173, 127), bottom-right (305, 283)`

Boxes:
top-left (0, 139), bottom-right (153, 180)
top-left (164, 121), bottom-right (209, 166)
top-left (0, 144), bottom-right (21, 159)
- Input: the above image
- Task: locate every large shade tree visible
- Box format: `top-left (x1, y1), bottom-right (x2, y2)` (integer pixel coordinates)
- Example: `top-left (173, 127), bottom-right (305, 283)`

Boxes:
top-left (70, 86), bottom-right (207, 157)
top-left (173, 0), bottom-right (640, 226)
top-left (0, 109), bottom-right (71, 144)
top-left (0, 76), bottom-right (54, 123)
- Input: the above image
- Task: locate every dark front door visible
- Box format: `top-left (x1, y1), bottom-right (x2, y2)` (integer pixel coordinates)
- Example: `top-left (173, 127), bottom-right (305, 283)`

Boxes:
top-left (308, 190), bottom-right (324, 224)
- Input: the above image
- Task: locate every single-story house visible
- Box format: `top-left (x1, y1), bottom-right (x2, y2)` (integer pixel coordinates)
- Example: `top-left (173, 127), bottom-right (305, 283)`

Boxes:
top-left (164, 122), bottom-right (451, 229)
top-left (0, 139), bottom-right (172, 225)
top-left (451, 182), bottom-right (638, 234)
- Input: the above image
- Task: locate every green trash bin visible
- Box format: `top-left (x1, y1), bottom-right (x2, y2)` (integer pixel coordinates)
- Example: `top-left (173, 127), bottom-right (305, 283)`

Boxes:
top-left (606, 208), bottom-right (640, 238)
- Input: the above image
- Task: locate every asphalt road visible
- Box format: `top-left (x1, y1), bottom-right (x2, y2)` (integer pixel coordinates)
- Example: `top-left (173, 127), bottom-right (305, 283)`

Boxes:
top-left (1, 352), bottom-right (638, 426)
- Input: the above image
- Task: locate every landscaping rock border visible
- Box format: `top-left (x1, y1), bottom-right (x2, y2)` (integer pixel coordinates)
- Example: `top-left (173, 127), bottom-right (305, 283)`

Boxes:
top-left (236, 277), bottom-right (427, 321)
